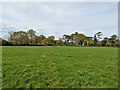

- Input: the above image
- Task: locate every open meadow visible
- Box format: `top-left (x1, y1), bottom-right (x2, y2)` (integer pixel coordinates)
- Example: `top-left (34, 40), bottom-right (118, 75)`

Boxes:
top-left (2, 46), bottom-right (118, 88)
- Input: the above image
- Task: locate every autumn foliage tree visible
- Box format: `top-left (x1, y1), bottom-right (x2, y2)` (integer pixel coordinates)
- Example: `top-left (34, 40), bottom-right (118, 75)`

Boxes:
top-left (74, 34), bottom-right (86, 46)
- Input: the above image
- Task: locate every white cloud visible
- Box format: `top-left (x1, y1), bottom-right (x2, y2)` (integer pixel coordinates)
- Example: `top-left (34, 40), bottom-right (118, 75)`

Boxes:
top-left (39, 5), bottom-right (53, 14)
top-left (1, 2), bottom-right (118, 39)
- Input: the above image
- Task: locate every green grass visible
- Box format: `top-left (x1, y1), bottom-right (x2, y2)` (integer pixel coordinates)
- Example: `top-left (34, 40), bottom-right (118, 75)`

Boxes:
top-left (2, 46), bottom-right (118, 88)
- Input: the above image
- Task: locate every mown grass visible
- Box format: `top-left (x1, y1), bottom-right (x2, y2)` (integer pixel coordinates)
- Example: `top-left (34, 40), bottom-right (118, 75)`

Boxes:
top-left (2, 46), bottom-right (118, 88)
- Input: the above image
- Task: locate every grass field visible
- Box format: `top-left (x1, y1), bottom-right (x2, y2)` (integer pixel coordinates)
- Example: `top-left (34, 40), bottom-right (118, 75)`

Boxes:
top-left (2, 46), bottom-right (118, 88)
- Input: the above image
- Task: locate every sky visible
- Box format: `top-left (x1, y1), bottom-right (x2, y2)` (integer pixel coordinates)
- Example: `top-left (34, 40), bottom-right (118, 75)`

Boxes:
top-left (0, 2), bottom-right (118, 40)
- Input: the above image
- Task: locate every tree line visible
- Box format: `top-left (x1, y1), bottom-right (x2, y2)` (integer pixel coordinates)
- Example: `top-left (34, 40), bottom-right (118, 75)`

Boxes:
top-left (1, 29), bottom-right (119, 47)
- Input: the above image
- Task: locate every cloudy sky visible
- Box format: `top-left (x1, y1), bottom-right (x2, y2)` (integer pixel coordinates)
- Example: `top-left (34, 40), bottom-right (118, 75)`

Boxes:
top-left (0, 2), bottom-right (118, 39)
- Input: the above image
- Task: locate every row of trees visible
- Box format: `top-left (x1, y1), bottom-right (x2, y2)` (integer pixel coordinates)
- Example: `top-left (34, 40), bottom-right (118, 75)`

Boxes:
top-left (1, 29), bottom-right (119, 47)
top-left (8, 29), bottom-right (54, 46)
